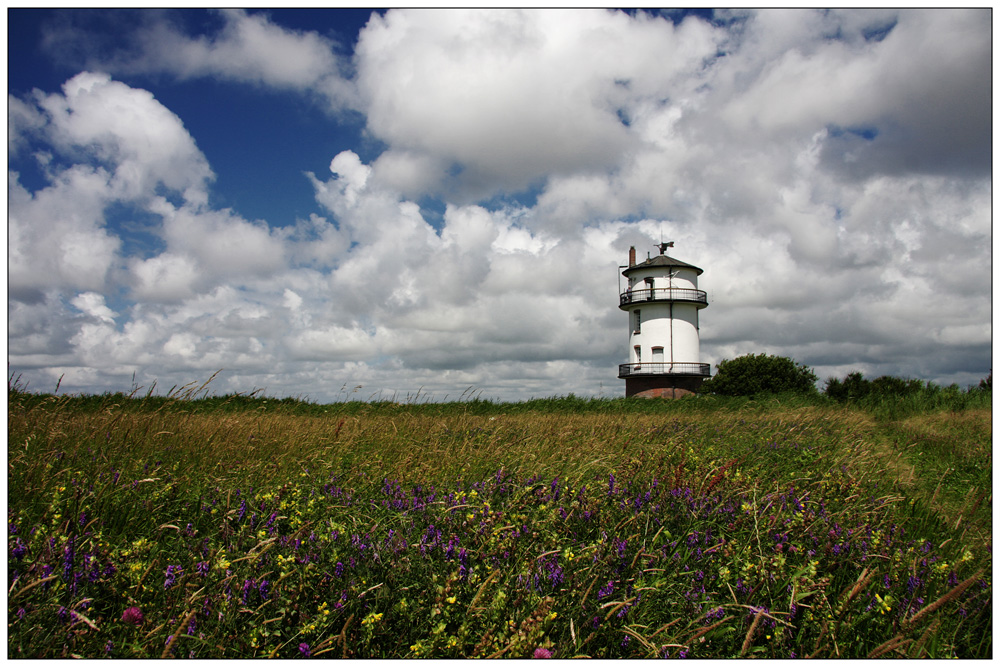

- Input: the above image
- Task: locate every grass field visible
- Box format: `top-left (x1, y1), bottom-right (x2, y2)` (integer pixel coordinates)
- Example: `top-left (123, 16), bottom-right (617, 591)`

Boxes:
top-left (7, 380), bottom-right (992, 658)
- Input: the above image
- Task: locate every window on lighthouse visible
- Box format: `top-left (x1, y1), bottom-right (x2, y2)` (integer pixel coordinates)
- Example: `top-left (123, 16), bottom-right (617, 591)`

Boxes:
top-left (634, 309), bottom-right (641, 333)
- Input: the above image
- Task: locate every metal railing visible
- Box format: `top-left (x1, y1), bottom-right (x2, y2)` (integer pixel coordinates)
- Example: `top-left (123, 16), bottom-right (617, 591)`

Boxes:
top-left (619, 288), bottom-right (707, 306)
top-left (618, 362), bottom-right (711, 378)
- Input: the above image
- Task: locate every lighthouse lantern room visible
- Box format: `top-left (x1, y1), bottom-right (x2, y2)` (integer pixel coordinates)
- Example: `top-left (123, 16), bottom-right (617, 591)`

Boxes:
top-left (619, 242), bottom-right (710, 398)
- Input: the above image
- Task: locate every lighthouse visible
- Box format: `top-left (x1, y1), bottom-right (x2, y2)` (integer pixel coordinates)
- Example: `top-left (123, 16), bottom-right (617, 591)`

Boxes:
top-left (618, 242), bottom-right (710, 398)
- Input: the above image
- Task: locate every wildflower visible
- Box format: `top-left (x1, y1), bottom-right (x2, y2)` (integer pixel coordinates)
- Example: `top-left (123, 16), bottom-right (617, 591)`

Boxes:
top-left (164, 564), bottom-right (182, 589)
top-left (62, 536), bottom-right (75, 580)
top-left (122, 606), bottom-right (144, 625)
top-left (533, 648), bottom-right (552, 659)
top-left (105, 640), bottom-right (114, 655)
top-left (299, 643), bottom-right (310, 657)
top-left (11, 537), bottom-right (27, 560)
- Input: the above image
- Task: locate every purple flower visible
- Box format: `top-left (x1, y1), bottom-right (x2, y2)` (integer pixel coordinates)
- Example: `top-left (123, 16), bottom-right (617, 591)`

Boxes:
top-left (105, 640), bottom-right (114, 654)
top-left (164, 564), bottom-right (181, 589)
top-left (122, 606), bottom-right (144, 625)
top-left (11, 537), bottom-right (27, 560)
top-left (62, 536), bottom-right (75, 580)
top-left (533, 648), bottom-right (552, 659)
top-left (299, 642), bottom-right (311, 657)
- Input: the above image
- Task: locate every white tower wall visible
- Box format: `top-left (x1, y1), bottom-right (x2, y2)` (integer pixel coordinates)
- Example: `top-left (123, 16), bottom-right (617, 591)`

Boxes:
top-left (626, 266), bottom-right (700, 292)
top-left (627, 304), bottom-right (700, 364)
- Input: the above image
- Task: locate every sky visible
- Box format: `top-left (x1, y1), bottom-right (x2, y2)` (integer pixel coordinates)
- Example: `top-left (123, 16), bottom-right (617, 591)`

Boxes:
top-left (7, 8), bottom-right (993, 402)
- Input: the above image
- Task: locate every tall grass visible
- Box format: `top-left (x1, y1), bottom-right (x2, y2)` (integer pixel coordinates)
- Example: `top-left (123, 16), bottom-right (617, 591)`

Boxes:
top-left (7, 382), bottom-right (991, 658)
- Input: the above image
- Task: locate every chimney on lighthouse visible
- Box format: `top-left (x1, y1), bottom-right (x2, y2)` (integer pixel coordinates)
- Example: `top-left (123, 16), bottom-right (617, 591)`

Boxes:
top-left (628, 246), bottom-right (636, 267)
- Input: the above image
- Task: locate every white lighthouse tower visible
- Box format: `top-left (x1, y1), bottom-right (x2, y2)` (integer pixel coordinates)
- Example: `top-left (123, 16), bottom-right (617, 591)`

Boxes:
top-left (618, 242), bottom-right (710, 398)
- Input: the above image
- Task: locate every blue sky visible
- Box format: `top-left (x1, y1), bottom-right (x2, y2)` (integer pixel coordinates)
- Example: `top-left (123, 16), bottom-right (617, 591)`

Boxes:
top-left (7, 9), bottom-right (992, 401)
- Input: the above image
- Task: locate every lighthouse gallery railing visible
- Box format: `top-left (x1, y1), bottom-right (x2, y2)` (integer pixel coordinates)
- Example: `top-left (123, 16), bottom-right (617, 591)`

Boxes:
top-left (620, 287), bottom-right (707, 306)
top-left (618, 362), bottom-right (711, 378)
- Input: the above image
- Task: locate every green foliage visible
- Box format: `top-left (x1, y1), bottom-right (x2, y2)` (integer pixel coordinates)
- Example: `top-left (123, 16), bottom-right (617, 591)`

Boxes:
top-left (702, 354), bottom-right (818, 397)
top-left (825, 372), bottom-right (923, 402)
top-left (822, 373), bottom-right (992, 420)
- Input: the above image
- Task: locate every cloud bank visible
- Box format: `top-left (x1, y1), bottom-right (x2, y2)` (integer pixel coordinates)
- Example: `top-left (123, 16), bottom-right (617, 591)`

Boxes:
top-left (8, 9), bottom-right (992, 401)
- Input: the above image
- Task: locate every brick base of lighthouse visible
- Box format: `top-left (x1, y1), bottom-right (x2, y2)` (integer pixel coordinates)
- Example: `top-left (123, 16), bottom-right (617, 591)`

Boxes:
top-left (625, 376), bottom-right (705, 398)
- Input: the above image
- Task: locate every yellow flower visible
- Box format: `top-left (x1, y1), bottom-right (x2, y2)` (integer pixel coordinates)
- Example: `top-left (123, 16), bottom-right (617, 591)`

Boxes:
top-left (446, 596), bottom-right (457, 604)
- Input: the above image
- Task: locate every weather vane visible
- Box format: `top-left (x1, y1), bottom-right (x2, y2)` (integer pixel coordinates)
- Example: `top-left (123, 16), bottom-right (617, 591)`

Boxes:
top-left (655, 241), bottom-right (674, 255)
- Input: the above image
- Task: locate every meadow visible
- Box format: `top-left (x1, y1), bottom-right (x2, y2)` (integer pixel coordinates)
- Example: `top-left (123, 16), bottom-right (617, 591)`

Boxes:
top-left (7, 379), bottom-right (992, 658)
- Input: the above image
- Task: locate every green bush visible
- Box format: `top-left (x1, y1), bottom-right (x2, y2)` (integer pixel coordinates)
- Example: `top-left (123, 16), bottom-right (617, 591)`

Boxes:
top-left (825, 372), bottom-right (923, 403)
top-left (701, 353), bottom-right (818, 396)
